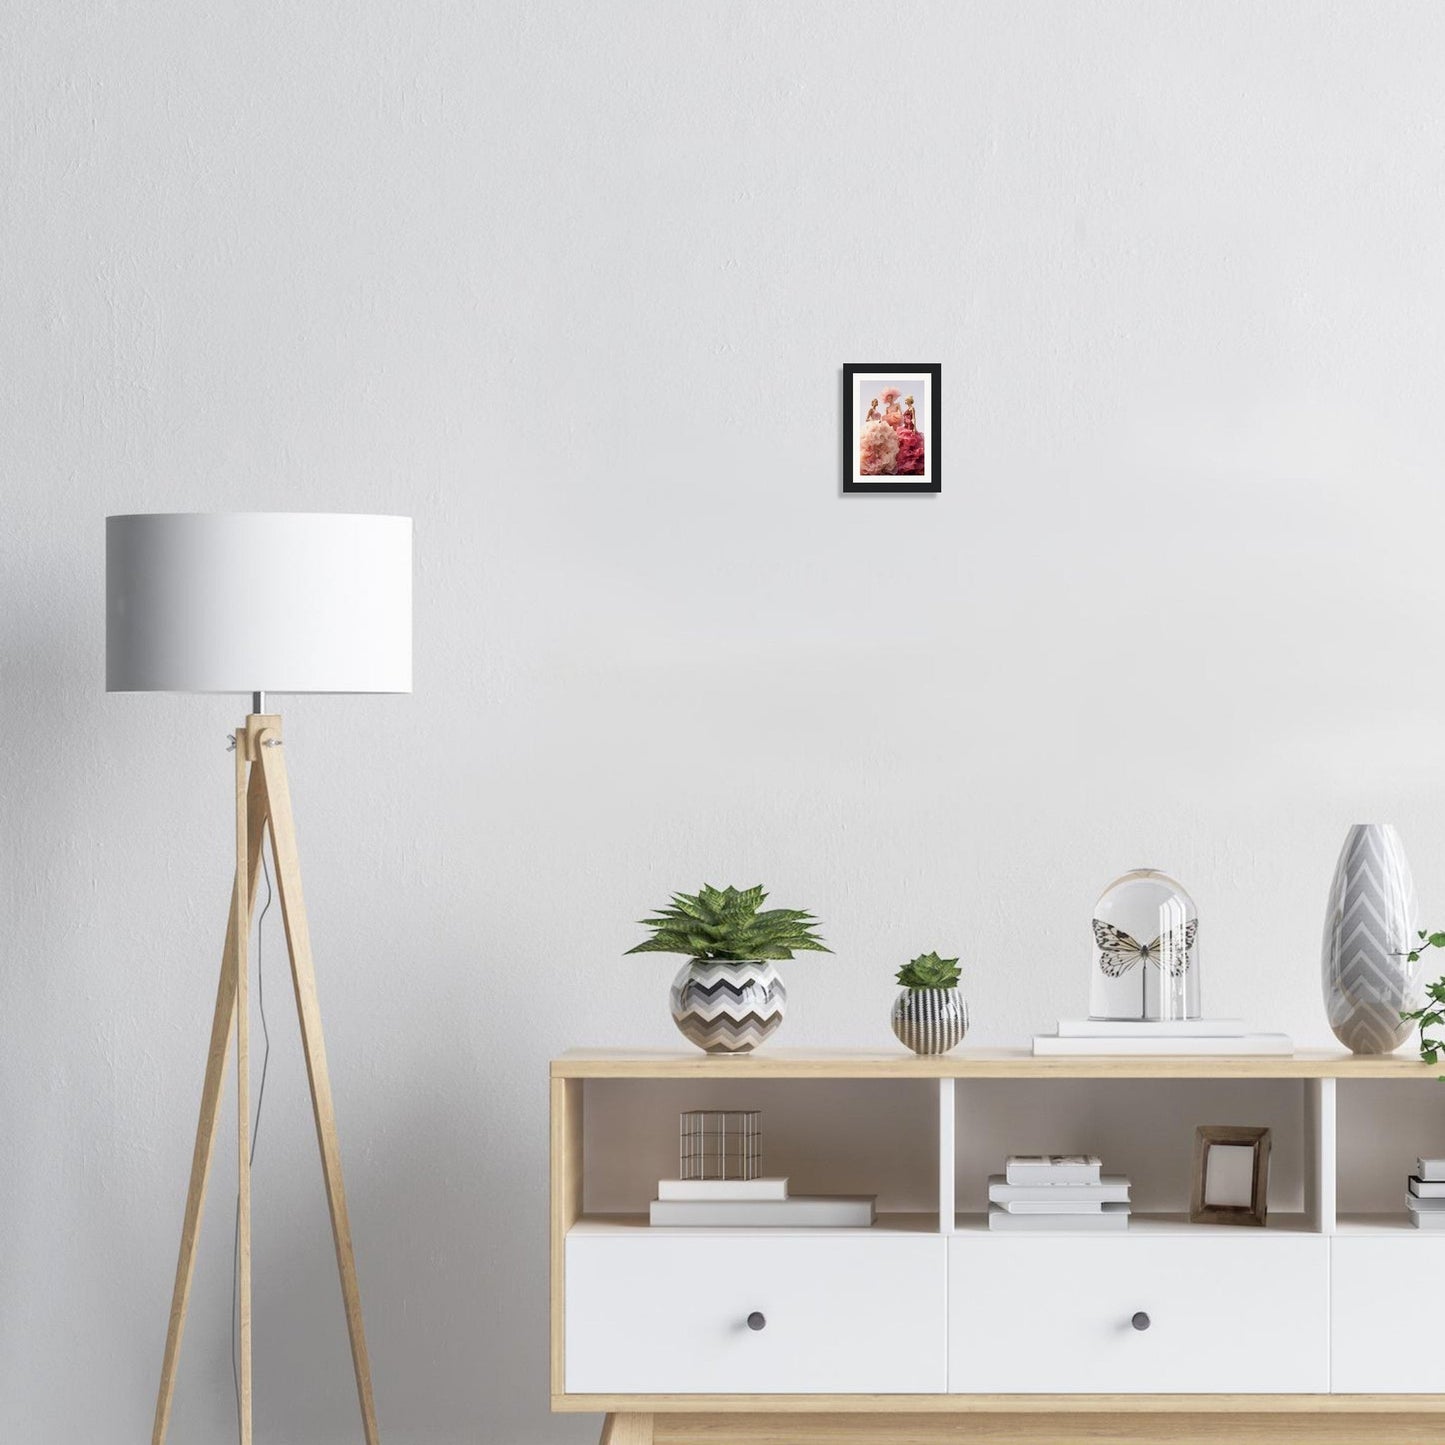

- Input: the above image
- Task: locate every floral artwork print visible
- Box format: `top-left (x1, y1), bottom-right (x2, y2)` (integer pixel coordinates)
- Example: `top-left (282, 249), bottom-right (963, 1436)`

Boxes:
top-left (843, 364), bottom-right (940, 493)
top-left (860, 385), bottom-right (924, 476)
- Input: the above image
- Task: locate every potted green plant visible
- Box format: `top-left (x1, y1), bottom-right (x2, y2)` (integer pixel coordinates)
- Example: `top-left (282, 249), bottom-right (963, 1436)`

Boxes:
top-left (626, 884), bottom-right (829, 1053)
top-left (891, 951), bottom-right (969, 1055)
top-left (1399, 929), bottom-right (1445, 1075)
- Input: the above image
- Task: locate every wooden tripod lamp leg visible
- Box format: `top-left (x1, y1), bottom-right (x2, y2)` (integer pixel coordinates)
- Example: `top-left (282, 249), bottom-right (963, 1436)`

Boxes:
top-left (152, 758), bottom-right (268, 1445)
top-left (258, 730), bottom-right (382, 1445)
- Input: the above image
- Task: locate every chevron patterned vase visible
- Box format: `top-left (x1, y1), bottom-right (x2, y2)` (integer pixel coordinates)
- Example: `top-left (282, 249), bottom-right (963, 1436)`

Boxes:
top-left (1322, 823), bottom-right (1423, 1055)
top-left (670, 959), bottom-right (786, 1054)
top-left (891, 987), bottom-right (969, 1055)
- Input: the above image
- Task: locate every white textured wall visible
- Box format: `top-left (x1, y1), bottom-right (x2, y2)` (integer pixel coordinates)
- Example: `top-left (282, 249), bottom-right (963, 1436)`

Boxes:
top-left (5, 2), bottom-right (1445, 1440)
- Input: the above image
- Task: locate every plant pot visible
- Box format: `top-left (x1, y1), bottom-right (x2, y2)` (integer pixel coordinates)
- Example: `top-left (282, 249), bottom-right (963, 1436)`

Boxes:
top-left (891, 986), bottom-right (968, 1055)
top-left (1322, 823), bottom-right (1422, 1055)
top-left (670, 959), bottom-right (786, 1054)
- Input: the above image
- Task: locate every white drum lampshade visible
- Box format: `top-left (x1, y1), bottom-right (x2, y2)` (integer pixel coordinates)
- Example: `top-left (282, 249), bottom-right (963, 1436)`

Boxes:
top-left (107, 513), bottom-right (412, 694)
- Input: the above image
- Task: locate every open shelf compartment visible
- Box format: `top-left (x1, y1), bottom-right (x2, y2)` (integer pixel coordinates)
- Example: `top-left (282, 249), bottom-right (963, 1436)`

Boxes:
top-left (1335, 1076), bottom-right (1445, 1234)
top-left (948, 1075), bottom-right (1332, 1235)
top-left (570, 1076), bottom-right (944, 1230)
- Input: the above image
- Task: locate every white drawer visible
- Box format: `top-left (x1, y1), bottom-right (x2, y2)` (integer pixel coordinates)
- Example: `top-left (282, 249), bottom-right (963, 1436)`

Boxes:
top-left (948, 1233), bottom-right (1328, 1393)
top-left (565, 1231), bottom-right (946, 1394)
top-left (1332, 1235), bottom-right (1445, 1392)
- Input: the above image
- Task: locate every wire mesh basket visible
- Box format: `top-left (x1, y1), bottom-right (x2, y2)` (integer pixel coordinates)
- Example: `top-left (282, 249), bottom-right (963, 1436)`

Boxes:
top-left (679, 1109), bottom-right (761, 1181)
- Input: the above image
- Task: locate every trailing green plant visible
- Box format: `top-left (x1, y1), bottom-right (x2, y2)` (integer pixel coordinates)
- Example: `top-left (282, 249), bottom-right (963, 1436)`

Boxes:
top-left (895, 951), bottom-right (961, 990)
top-left (625, 884), bottom-right (830, 962)
top-left (1400, 929), bottom-right (1445, 1073)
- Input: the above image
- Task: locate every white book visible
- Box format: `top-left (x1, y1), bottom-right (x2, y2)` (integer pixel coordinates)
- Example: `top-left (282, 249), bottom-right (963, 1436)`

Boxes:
top-left (1033, 1033), bottom-right (1293, 1057)
top-left (1408, 1176), bottom-right (1445, 1200)
top-left (988, 1174), bottom-right (1130, 1205)
top-left (657, 1177), bottom-right (788, 1202)
top-left (1405, 1193), bottom-right (1445, 1214)
top-left (987, 1202), bottom-right (1129, 1232)
top-left (1056, 1018), bottom-right (1246, 1039)
top-left (1413, 1211), bottom-right (1445, 1229)
top-left (1005, 1155), bottom-right (1102, 1186)
top-left (1003, 1199), bottom-right (1103, 1215)
top-left (649, 1195), bottom-right (875, 1228)
top-left (1417, 1158), bottom-right (1445, 1183)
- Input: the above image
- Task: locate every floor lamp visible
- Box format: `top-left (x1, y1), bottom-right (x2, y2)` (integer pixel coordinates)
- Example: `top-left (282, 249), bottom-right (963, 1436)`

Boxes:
top-left (107, 512), bottom-right (412, 1445)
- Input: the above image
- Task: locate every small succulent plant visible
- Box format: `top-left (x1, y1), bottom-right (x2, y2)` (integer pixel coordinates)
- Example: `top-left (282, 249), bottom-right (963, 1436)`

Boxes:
top-left (626, 884), bottom-right (830, 962)
top-left (895, 951), bottom-right (962, 990)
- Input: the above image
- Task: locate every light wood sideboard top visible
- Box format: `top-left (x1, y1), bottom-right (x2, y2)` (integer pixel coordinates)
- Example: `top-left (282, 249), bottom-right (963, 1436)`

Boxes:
top-left (551, 1046), bottom-right (1440, 1080)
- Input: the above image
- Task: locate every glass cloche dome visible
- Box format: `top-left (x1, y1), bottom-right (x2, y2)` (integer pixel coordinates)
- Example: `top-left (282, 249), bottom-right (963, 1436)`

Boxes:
top-left (1090, 869), bottom-right (1200, 1021)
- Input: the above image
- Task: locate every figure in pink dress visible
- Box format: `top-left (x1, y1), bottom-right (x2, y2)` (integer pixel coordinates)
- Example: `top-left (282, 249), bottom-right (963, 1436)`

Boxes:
top-left (865, 397), bottom-right (880, 422)
top-left (902, 396), bottom-right (916, 431)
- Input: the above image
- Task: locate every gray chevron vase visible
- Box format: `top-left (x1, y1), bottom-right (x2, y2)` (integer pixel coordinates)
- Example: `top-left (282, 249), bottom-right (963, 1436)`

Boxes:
top-left (1322, 823), bottom-right (1422, 1055)
top-left (670, 959), bottom-right (786, 1054)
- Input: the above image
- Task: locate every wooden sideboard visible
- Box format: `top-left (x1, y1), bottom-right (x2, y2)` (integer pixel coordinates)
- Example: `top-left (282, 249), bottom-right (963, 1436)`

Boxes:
top-left (551, 1048), bottom-right (1445, 1445)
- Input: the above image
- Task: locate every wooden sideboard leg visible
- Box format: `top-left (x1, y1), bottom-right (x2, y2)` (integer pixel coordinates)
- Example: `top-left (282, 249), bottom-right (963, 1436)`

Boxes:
top-left (599, 1413), bottom-right (654, 1445)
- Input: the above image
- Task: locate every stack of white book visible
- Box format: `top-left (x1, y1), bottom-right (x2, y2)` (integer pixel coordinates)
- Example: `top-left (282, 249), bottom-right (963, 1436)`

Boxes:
top-left (987, 1155), bottom-right (1130, 1232)
top-left (1407, 1159), bottom-right (1445, 1229)
top-left (1033, 1018), bottom-right (1294, 1056)
top-left (649, 1176), bottom-right (876, 1227)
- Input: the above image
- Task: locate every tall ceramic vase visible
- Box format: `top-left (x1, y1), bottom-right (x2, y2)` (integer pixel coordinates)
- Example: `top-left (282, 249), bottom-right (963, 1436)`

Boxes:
top-left (1322, 824), bottom-right (1422, 1055)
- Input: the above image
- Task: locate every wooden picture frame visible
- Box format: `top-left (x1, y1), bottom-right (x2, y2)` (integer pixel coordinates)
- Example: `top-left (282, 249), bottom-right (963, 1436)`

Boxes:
top-left (843, 363), bottom-right (941, 493)
top-left (1190, 1124), bottom-right (1271, 1226)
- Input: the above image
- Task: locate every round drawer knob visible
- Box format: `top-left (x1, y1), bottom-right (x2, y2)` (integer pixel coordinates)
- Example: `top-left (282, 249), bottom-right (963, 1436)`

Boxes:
top-left (746, 1311), bottom-right (767, 1332)
top-left (1131, 1311), bottom-right (1151, 1332)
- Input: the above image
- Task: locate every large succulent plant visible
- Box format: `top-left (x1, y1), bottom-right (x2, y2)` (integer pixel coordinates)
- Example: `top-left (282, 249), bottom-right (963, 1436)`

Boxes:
top-left (626, 884), bottom-right (830, 962)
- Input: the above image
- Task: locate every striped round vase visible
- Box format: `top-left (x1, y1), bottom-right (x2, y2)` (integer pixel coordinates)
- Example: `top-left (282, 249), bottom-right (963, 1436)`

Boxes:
top-left (891, 987), bottom-right (968, 1055)
top-left (670, 959), bottom-right (786, 1054)
top-left (1322, 823), bottom-right (1422, 1055)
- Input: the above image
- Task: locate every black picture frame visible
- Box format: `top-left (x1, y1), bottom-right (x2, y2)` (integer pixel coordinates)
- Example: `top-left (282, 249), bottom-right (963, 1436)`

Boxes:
top-left (843, 362), bottom-right (942, 494)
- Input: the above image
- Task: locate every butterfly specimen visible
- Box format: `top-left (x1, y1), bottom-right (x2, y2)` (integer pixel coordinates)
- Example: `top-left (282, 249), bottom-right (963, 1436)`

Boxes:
top-left (1092, 918), bottom-right (1198, 977)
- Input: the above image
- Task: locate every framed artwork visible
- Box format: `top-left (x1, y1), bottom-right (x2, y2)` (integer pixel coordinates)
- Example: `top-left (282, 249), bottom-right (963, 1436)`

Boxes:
top-left (1190, 1124), bottom-right (1271, 1227)
top-left (843, 363), bottom-right (941, 493)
